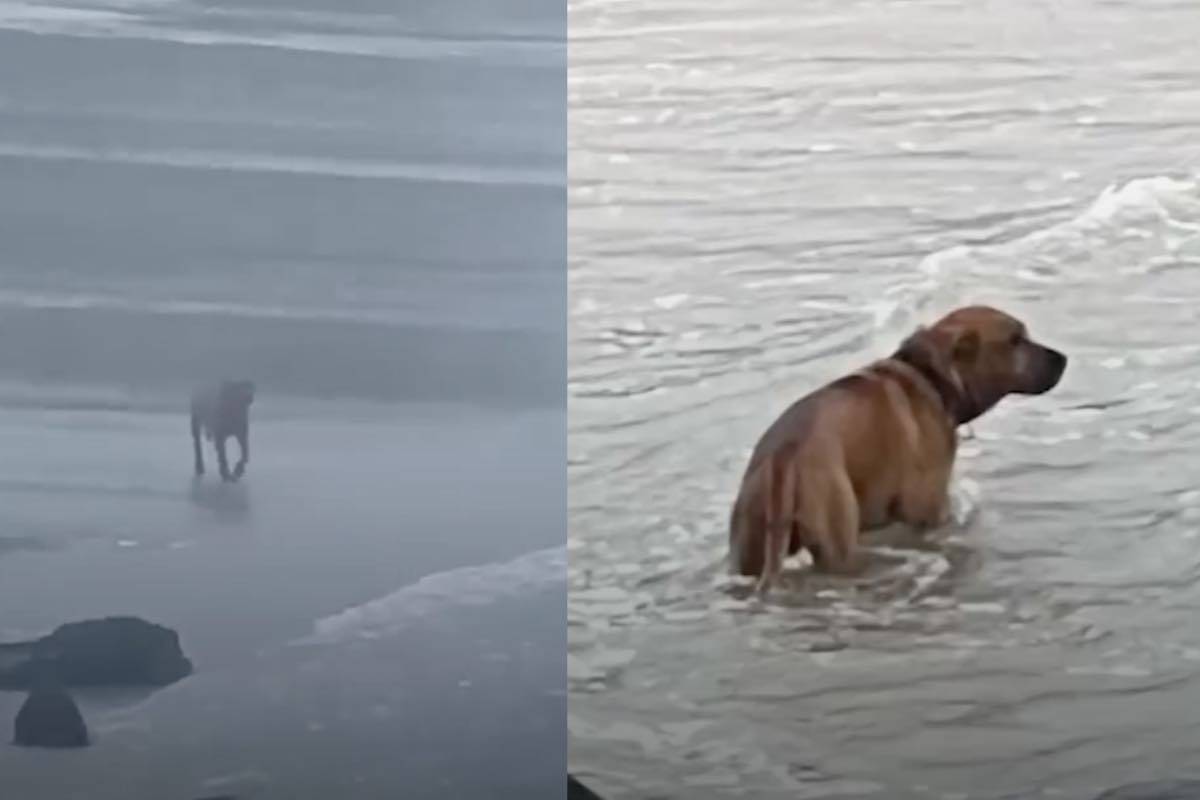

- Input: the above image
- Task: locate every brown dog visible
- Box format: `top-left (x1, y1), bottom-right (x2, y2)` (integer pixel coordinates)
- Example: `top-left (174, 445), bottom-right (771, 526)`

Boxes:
top-left (729, 305), bottom-right (1067, 594)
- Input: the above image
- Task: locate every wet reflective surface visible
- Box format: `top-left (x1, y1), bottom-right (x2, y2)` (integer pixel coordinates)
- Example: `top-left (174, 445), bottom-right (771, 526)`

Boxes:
top-left (569, 0), bottom-right (1200, 797)
top-left (0, 0), bottom-right (564, 795)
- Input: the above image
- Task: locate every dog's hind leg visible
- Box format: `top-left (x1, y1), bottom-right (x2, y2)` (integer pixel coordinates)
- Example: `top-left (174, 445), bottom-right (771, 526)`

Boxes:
top-left (810, 470), bottom-right (863, 575)
top-left (787, 523), bottom-right (804, 557)
top-left (190, 413), bottom-right (205, 476)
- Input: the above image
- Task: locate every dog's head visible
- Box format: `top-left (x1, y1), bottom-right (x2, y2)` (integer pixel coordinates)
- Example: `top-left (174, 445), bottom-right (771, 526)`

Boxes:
top-left (222, 379), bottom-right (256, 409)
top-left (895, 305), bottom-right (1067, 425)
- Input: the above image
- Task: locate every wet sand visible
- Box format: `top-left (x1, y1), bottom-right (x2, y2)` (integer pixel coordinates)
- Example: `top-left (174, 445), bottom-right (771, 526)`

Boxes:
top-left (0, 403), bottom-right (565, 798)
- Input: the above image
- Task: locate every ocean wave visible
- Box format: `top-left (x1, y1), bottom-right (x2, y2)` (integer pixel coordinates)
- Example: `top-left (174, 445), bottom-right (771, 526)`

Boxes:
top-left (0, 0), bottom-right (564, 66)
top-left (0, 289), bottom-right (502, 328)
top-left (0, 141), bottom-right (561, 187)
top-left (870, 174), bottom-right (1200, 341)
top-left (296, 545), bottom-right (567, 645)
top-left (0, 300), bottom-right (562, 408)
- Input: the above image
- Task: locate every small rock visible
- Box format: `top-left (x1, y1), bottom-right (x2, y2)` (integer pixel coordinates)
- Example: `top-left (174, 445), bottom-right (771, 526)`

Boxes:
top-left (13, 685), bottom-right (89, 748)
top-left (569, 774), bottom-right (604, 800)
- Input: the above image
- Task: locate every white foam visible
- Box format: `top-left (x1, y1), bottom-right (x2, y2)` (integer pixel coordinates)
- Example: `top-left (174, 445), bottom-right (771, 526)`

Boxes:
top-left (0, 289), bottom-right (420, 327)
top-left (298, 545), bottom-right (567, 645)
top-left (1084, 176), bottom-right (1200, 226)
top-left (875, 174), bottom-right (1200, 335)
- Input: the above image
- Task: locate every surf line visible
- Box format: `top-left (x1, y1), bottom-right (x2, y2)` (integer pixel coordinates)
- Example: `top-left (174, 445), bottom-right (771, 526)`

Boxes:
top-left (293, 545), bottom-right (567, 646)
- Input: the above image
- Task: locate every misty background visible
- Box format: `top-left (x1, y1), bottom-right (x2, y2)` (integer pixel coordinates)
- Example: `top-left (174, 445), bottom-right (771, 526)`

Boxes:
top-left (0, 0), bottom-right (565, 797)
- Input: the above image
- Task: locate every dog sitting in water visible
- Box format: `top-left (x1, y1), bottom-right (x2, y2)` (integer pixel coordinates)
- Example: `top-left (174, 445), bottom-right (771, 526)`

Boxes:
top-left (729, 305), bottom-right (1067, 594)
top-left (190, 380), bottom-right (255, 482)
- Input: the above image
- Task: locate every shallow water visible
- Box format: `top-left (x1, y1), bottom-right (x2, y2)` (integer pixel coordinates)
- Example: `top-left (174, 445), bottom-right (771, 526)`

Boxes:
top-left (0, 0), bottom-right (564, 796)
top-left (569, 1), bottom-right (1200, 797)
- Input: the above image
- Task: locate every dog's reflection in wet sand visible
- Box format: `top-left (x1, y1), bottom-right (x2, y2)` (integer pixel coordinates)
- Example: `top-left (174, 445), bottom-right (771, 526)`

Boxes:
top-left (188, 476), bottom-right (252, 523)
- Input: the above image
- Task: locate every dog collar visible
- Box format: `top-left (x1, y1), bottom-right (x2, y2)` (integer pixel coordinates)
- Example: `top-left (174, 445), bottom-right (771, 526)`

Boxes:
top-left (890, 349), bottom-right (967, 423)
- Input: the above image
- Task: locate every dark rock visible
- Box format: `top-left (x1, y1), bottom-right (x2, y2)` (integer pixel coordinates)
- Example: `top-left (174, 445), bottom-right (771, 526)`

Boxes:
top-left (0, 616), bottom-right (193, 690)
top-left (1095, 780), bottom-right (1200, 799)
top-left (569, 774), bottom-right (604, 800)
top-left (13, 685), bottom-right (89, 748)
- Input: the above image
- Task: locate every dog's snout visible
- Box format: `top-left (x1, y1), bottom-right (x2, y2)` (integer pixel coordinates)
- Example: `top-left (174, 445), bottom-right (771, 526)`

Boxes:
top-left (1047, 347), bottom-right (1067, 374)
top-left (1032, 345), bottom-right (1067, 394)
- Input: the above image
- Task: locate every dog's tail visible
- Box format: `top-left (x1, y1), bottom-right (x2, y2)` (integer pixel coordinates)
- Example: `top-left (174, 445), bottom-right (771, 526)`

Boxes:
top-left (730, 447), bottom-right (797, 596)
top-left (756, 448), bottom-right (797, 596)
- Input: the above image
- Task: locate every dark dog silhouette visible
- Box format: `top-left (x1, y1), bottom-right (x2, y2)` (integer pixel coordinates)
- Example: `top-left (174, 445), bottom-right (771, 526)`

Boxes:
top-left (190, 380), bottom-right (255, 482)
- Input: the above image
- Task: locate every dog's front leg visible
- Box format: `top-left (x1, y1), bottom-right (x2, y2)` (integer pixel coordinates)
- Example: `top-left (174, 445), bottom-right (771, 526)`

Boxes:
top-left (216, 436), bottom-right (233, 482)
top-left (232, 429), bottom-right (249, 479)
top-left (913, 495), bottom-right (951, 530)
top-left (190, 414), bottom-right (205, 476)
top-left (898, 470), bottom-right (953, 530)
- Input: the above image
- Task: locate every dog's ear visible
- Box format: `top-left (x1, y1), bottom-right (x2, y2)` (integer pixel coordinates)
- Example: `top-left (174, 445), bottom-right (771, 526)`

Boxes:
top-left (952, 330), bottom-right (980, 364)
top-left (896, 326), bottom-right (939, 361)
top-left (894, 326), bottom-right (951, 375)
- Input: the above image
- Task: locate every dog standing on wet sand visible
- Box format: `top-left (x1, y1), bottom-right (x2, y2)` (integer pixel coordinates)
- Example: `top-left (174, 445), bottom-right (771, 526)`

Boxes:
top-left (190, 379), bottom-right (255, 483)
top-left (729, 305), bottom-right (1067, 595)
